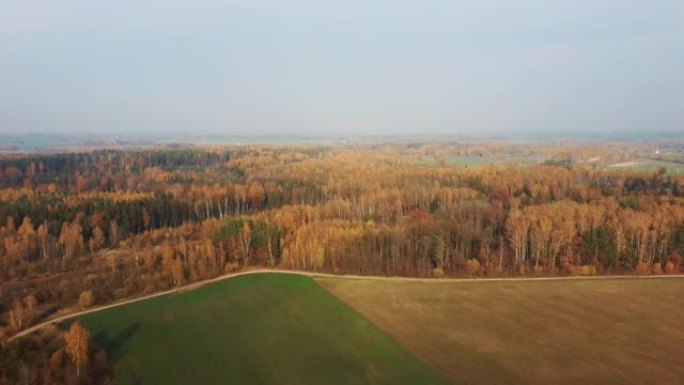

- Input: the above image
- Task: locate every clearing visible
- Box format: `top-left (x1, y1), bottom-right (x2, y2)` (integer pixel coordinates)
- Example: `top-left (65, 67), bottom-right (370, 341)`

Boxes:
top-left (606, 158), bottom-right (684, 175)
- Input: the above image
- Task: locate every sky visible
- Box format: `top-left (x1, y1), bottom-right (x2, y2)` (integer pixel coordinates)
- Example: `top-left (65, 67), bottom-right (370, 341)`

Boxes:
top-left (1, 1), bottom-right (682, 137)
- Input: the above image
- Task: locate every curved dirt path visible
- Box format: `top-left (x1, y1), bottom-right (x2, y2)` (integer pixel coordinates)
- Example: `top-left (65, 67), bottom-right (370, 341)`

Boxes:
top-left (8, 268), bottom-right (684, 342)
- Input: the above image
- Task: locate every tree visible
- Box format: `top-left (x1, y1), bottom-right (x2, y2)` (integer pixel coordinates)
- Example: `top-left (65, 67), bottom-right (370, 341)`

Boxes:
top-left (65, 321), bottom-right (90, 376)
top-left (248, 181), bottom-right (265, 210)
top-left (89, 226), bottom-right (105, 253)
top-left (74, 174), bottom-right (89, 193)
top-left (23, 295), bottom-right (38, 323)
top-left (240, 221), bottom-right (252, 264)
top-left (429, 234), bottom-right (445, 269)
top-left (506, 209), bottom-right (529, 268)
top-left (233, 185), bottom-right (248, 215)
top-left (58, 220), bottom-right (84, 261)
top-left (37, 221), bottom-right (49, 260)
top-left (79, 291), bottom-right (95, 308)
top-left (110, 219), bottom-right (120, 247)
top-left (142, 208), bottom-right (151, 231)
top-left (161, 243), bottom-right (181, 285)
top-left (9, 299), bottom-right (25, 331)
top-left (17, 216), bottom-right (36, 261)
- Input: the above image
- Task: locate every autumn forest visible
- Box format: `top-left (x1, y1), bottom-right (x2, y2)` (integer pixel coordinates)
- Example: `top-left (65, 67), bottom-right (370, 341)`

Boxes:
top-left (1, 141), bottom-right (684, 383)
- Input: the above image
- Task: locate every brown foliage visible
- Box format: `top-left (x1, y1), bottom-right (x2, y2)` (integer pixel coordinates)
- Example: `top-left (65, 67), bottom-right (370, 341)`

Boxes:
top-left (65, 322), bottom-right (89, 376)
top-left (2, 143), bottom-right (684, 349)
top-left (79, 291), bottom-right (95, 309)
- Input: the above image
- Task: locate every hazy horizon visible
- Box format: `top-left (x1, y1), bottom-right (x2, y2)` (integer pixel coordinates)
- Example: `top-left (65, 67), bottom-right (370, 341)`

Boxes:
top-left (2, 1), bottom-right (682, 136)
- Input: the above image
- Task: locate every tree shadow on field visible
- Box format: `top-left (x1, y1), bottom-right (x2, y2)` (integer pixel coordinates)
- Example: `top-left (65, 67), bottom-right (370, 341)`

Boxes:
top-left (93, 322), bottom-right (141, 364)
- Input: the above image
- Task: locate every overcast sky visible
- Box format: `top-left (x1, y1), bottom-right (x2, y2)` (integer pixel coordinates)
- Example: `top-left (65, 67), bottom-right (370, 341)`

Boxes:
top-left (1, 1), bottom-right (682, 137)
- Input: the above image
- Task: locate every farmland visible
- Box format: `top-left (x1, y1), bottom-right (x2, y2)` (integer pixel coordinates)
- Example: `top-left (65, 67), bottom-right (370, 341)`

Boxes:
top-left (2, 142), bottom-right (684, 384)
top-left (318, 276), bottom-right (684, 385)
top-left (3, 0), bottom-right (684, 381)
top-left (77, 273), bottom-right (449, 385)
top-left (606, 157), bottom-right (684, 175)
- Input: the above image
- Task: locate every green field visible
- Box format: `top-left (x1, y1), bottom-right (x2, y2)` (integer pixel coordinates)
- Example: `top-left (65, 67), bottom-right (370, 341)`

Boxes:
top-left (318, 277), bottom-right (684, 385)
top-left (73, 273), bottom-right (684, 384)
top-left (606, 158), bottom-right (684, 175)
top-left (78, 274), bottom-right (448, 385)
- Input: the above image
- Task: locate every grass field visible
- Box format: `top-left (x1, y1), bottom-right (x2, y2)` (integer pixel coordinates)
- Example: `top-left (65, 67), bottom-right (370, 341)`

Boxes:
top-left (606, 158), bottom-right (684, 175)
top-left (77, 273), bottom-right (449, 385)
top-left (318, 277), bottom-right (684, 385)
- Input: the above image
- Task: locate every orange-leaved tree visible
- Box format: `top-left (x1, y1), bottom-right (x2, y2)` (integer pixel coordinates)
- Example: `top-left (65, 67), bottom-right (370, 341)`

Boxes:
top-left (65, 321), bottom-right (90, 376)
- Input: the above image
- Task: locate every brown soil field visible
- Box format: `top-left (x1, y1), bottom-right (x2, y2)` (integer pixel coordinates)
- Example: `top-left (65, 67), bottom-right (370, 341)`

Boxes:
top-left (317, 277), bottom-right (684, 384)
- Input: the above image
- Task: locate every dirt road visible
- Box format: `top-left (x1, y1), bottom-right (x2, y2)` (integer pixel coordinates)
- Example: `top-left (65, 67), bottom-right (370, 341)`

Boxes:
top-left (7, 268), bottom-right (683, 342)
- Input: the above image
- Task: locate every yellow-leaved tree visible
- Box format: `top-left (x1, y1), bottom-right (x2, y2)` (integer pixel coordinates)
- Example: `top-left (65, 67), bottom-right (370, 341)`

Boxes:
top-left (65, 321), bottom-right (90, 376)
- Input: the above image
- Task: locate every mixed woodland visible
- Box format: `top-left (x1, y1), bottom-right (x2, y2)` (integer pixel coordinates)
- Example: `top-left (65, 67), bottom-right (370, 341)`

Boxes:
top-left (1, 141), bottom-right (684, 383)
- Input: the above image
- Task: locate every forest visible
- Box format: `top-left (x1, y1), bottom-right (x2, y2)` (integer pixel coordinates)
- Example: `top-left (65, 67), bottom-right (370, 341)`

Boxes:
top-left (1, 141), bottom-right (683, 383)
